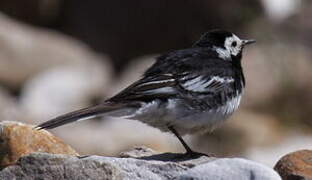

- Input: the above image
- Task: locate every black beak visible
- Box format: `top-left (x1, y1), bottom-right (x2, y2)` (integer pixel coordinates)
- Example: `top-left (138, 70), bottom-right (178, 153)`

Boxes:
top-left (242, 39), bottom-right (256, 45)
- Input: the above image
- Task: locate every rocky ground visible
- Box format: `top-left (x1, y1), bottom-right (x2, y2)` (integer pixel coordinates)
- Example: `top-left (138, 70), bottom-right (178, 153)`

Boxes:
top-left (1, 121), bottom-right (312, 180)
top-left (0, 121), bottom-right (281, 179)
top-left (0, 149), bottom-right (282, 180)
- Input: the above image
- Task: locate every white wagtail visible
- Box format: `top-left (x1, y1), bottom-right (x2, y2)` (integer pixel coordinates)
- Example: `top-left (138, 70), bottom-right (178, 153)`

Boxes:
top-left (36, 29), bottom-right (255, 157)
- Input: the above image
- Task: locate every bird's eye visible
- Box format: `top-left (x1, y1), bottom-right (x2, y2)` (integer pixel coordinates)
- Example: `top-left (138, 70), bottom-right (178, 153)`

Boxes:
top-left (231, 41), bottom-right (237, 47)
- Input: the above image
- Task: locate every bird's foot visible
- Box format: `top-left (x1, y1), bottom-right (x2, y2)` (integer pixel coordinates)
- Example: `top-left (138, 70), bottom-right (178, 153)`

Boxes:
top-left (184, 150), bottom-right (212, 158)
top-left (171, 150), bottom-right (213, 160)
top-left (77, 155), bottom-right (91, 159)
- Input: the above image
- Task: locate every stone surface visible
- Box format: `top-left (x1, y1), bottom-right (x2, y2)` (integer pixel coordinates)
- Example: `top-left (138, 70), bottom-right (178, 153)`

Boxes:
top-left (0, 86), bottom-right (25, 122)
top-left (0, 121), bottom-right (78, 168)
top-left (179, 158), bottom-right (281, 180)
top-left (119, 146), bottom-right (157, 158)
top-left (20, 65), bottom-right (109, 123)
top-left (0, 12), bottom-right (112, 89)
top-left (0, 146), bottom-right (281, 180)
top-left (274, 150), bottom-right (312, 180)
top-left (0, 153), bottom-right (121, 180)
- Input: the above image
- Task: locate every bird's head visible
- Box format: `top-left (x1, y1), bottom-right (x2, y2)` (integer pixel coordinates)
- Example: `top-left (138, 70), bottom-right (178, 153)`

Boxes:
top-left (194, 29), bottom-right (255, 59)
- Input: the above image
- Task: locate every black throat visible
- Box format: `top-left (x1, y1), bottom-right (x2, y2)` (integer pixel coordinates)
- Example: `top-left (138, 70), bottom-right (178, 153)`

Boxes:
top-left (231, 51), bottom-right (245, 87)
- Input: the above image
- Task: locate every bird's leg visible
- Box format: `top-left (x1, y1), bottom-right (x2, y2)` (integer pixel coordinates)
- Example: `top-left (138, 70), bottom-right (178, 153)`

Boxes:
top-left (168, 126), bottom-right (193, 154)
top-left (168, 126), bottom-right (211, 158)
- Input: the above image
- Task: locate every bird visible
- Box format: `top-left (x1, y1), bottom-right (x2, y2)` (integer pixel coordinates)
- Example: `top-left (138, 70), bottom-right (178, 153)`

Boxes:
top-left (36, 29), bottom-right (255, 157)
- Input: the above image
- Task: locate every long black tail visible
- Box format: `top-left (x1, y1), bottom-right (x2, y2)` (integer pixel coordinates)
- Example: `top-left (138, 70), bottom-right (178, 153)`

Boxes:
top-left (35, 102), bottom-right (140, 130)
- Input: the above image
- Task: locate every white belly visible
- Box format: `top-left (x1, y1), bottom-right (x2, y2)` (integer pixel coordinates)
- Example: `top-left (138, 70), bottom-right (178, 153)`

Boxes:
top-left (123, 94), bottom-right (242, 135)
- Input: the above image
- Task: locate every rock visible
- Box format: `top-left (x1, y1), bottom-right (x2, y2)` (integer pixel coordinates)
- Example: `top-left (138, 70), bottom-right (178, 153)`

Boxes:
top-left (0, 12), bottom-right (112, 89)
top-left (119, 146), bottom-right (157, 158)
top-left (0, 86), bottom-right (26, 122)
top-left (0, 121), bottom-right (78, 168)
top-left (274, 150), bottom-right (312, 180)
top-left (261, 0), bottom-right (301, 22)
top-left (179, 158), bottom-right (281, 180)
top-left (20, 65), bottom-right (110, 122)
top-left (0, 146), bottom-right (280, 180)
top-left (0, 153), bottom-right (122, 180)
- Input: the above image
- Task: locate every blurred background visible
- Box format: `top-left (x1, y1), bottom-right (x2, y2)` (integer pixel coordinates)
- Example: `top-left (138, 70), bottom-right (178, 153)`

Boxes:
top-left (0, 0), bottom-right (311, 167)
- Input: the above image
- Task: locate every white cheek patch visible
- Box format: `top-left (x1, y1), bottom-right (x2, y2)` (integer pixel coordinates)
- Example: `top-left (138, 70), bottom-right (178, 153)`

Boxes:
top-left (213, 34), bottom-right (243, 60)
top-left (224, 35), bottom-right (243, 56)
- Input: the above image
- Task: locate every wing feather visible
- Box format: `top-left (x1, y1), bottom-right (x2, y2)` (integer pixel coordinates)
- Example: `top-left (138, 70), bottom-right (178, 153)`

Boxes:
top-left (180, 75), bottom-right (234, 93)
top-left (109, 74), bottom-right (177, 101)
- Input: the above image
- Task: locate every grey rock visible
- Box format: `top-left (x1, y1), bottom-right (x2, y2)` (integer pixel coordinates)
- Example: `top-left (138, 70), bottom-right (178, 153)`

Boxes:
top-left (0, 153), bottom-right (122, 180)
top-left (0, 86), bottom-right (24, 122)
top-left (0, 12), bottom-right (112, 89)
top-left (177, 158), bottom-right (281, 180)
top-left (119, 146), bottom-right (158, 158)
top-left (20, 65), bottom-right (110, 123)
top-left (0, 147), bottom-right (281, 180)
